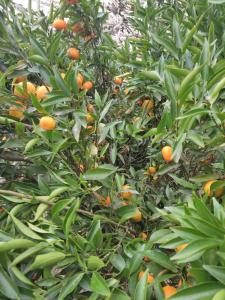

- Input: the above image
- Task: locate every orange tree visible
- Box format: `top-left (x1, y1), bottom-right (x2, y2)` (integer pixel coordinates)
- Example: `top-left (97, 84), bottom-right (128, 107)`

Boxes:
top-left (0, 0), bottom-right (225, 299)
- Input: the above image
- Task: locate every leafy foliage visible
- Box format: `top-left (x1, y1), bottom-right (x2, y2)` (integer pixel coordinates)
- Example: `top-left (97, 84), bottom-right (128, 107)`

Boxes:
top-left (0, 0), bottom-right (224, 299)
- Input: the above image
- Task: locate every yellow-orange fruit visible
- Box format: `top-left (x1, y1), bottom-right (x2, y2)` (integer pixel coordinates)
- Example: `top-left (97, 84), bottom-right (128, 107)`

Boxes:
top-left (67, 48), bottom-right (80, 60)
top-left (99, 195), bottom-right (111, 207)
top-left (162, 146), bottom-right (173, 162)
top-left (175, 243), bottom-right (189, 253)
top-left (86, 113), bottom-right (95, 123)
top-left (87, 104), bottom-right (94, 113)
top-left (9, 102), bottom-right (26, 120)
top-left (148, 166), bottom-right (157, 175)
top-left (124, 88), bottom-right (129, 95)
top-left (0, 207), bottom-right (4, 213)
top-left (142, 99), bottom-right (154, 111)
top-left (39, 116), bottom-right (56, 131)
top-left (79, 164), bottom-right (84, 172)
top-left (140, 232), bottom-right (147, 241)
top-left (163, 286), bottom-right (177, 298)
top-left (52, 19), bottom-right (67, 30)
top-left (204, 180), bottom-right (224, 197)
top-left (114, 77), bottom-right (123, 85)
top-left (143, 256), bottom-right (150, 262)
top-left (113, 87), bottom-right (120, 95)
top-left (72, 23), bottom-right (83, 33)
top-left (82, 81), bottom-right (93, 91)
top-left (36, 86), bottom-right (51, 101)
top-left (15, 76), bottom-right (26, 83)
top-left (148, 111), bottom-right (154, 117)
top-left (121, 184), bottom-right (132, 200)
top-left (61, 73), bottom-right (66, 79)
top-left (132, 209), bottom-right (142, 223)
top-left (76, 73), bottom-right (84, 88)
top-left (14, 82), bottom-right (36, 99)
top-left (138, 271), bottom-right (154, 284)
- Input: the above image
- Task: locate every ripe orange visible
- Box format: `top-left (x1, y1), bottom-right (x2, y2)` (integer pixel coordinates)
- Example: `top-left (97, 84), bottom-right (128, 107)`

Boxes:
top-left (138, 271), bottom-right (154, 284)
top-left (36, 86), bottom-right (51, 101)
top-left (66, 0), bottom-right (78, 4)
top-left (162, 146), bottom-right (173, 162)
top-left (163, 286), bottom-right (177, 298)
top-left (86, 125), bottom-right (95, 134)
top-left (121, 184), bottom-right (132, 200)
top-left (15, 76), bottom-right (26, 83)
top-left (52, 19), bottom-right (67, 30)
top-left (87, 104), bottom-right (94, 113)
top-left (148, 111), bottom-right (154, 117)
top-left (76, 73), bottom-right (84, 88)
top-left (140, 231), bottom-right (147, 240)
top-left (14, 82), bottom-right (36, 99)
top-left (204, 180), bottom-right (224, 197)
top-left (39, 116), bottom-right (56, 131)
top-left (114, 77), bottom-right (123, 85)
top-left (113, 87), bottom-right (120, 95)
top-left (148, 166), bottom-right (157, 175)
top-left (99, 195), bottom-right (111, 207)
top-left (86, 113), bottom-right (95, 123)
top-left (79, 164), bottom-right (84, 172)
top-left (67, 48), bottom-right (80, 60)
top-left (132, 209), bottom-right (142, 223)
top-left (141, 99), bottom-right (154, 111)
top-left (9, 102), bottom-right (26, 120)
top-left (143, 256), bottom-right (150, 262)
top-left (72, 23), bottom-right (83, 33)
top-left (175, 243), bottom-right (188, 253)
top-left (0, 207), bottom-right (4, 213)
top-left (82, 81), bottom-right (93, 91)
top-left (84, 34), bottom-right (95, 42)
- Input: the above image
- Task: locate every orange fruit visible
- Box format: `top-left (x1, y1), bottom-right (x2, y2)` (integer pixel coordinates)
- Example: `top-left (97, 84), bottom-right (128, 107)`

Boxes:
top-left (141, 99), bottom-right (154, 111)
top-left (99, 195), bottom-right (111, 207)
top-left (140, 232), bottom-right (147, 241)
top-left (67, 48), bottom-right (80, 60)
top-left (87, 104), bottom-right (94, 113)
top-left (132, 209), bottom-right (142, 223)
top-left (79, 164), bottom-right (84, 172)
top-left (163, 286), bottom-right (177, 298)
top-left (14, 82), bottom-right (36, 99)
top-left (143, 256), bottom-right (150, 262)
top-left (66, 0), bottom-right (78, 4)
top-left (162, 146), bottom-right (173, 162)
top-left (204, 180), bottom-right (224, 197)
top-left (39, 116), bottom-right (56, 131)
top-left (86, 113), bottom-right (95, 123)
top-left (113, 87), bottom-right (120, 95)
top-left (72, 23), bottom-right (83, 33)
top-left (138, 271), bottom-right (154, 284)
top-left (114, 77), bottom-right (123, 85)
top-left (36, 86), bottom-right (51, 101)
top-left (121, 185), bottom-right (132, 200)
top-left (15, 76), bottom-right (26, 83)
top-left (86, 125), bottom-right (95, 134)
top-left (148, 166), bottom-right (156, 175)
top-left (148, 111), bottom-right (154, 117)
top-left (76, 73), bottom-right (84, 88)
top-left (52, 19), bottom-right (67, 30)
top-left (175, 243), bottom-right (188, 253)
top-left (9, 102), bottom-right (26, 120)
top-left (0, 207), bottom-right (4, 213)
top-left (82, 81), bottom-right (93, 91)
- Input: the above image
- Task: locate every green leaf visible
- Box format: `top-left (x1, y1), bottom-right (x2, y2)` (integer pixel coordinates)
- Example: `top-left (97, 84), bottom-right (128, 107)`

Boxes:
top-left (0, 265), bottom-right (20, 299)
top-left (209, 77), bottom-right (225, 104)
top-left (142, 250), bottom-right (177, 272)
top-left (11, 243), bottom-right (45, 266)
top-left (29, 55), bottom-right (49, 66)
top-left (203, 265), bottom-right (225, 285)
top-left (99, 100), bottom-right (113, 122)
top-left (213, 289), bottom-right (225, 300)
top-left (138, 70), bottom-right (161, 81)
top-left (11, 266), bottom-right (34, 286)
top-left (172, 133), bottom-right (186, 163)
top-left (169, 174), bottom-right (197, 189)
top-left (84, 164), bottom-right (117, 180)
top-left (133, 270), bottom-right (148, 300)
top-left (178, 65), bottom-right (204, 103)
top-left (0, 239), bottom-right (36, 252)
top-left (90, 272), bottom-right (110, 296)
top-left (110, 254), bottom-right (126, 272)
top-left (58, 272), bottom-right (84, 300)
top-left (30, 252), bottom-right (66, 269)
top-left (169, 282), bottom-right (224, 300)
top-left (87, 256), bottom-right (105, 271)
top-left (10, 214), bottom-right (43, 240)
